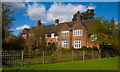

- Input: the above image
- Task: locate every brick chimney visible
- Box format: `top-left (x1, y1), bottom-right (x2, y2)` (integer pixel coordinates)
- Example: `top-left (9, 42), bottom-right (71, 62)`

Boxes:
top-left (37, 20), bottom-right (42, 27)
top-left (55, 19), bottom-right (59, 25)
top-left (111, 17), bottom-right (114, 23)
top-left (77, 11), bottom-right (81, 21)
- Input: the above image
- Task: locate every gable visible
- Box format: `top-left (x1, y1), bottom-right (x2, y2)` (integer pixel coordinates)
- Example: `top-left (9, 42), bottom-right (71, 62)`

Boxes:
top-left (73, 21), bottom-right (86, 30)
top-left (60, 22), bottom-right (70, 31)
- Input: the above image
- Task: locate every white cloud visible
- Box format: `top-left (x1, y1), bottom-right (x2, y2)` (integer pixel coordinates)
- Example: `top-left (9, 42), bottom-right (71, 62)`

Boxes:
top-left (25, 2), bottom-right (96, 23)
top-left (115, 21), bottom-right (118, 25)
top-left (4, 2), bottom-right (26, 12)
top-left (25, 3), bottom-right (46, 21)
top-left (87, 6), bottom-right (96, 10)
top-left (16, 25), bottom-right (31, 30)
top-left (2, 0), bottom-right (39, 2)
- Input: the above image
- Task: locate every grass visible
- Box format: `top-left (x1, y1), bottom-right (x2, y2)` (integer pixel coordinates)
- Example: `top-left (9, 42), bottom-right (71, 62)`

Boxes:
top-left (2, 56), bottom-right (118, 70)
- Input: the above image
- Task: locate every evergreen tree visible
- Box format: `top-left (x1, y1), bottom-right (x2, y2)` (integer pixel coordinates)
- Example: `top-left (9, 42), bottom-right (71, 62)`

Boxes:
top-left (72, 9), bottom-right (95, 21)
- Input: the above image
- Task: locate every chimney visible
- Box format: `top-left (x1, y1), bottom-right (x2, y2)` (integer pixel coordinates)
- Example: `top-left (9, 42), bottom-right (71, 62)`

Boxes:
top-left (77, 11), bottom-right (81, 21)
top-left (111, 17), bottom-right (114, 23)
top-left (55, 19), bottom-right (59, 25)
top-left (37, 20), bottom-right (42, 27)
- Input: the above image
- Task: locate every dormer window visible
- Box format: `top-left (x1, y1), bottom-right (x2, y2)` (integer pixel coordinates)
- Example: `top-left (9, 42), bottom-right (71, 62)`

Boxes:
top-left (73, 29), bottom-right (83, 36)
top-left (61, 31), bottom-right (69, 37)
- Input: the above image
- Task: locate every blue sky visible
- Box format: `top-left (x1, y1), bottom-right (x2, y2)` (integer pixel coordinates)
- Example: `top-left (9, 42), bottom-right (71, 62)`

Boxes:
top-left (4, 2), bottom-right (118, 36)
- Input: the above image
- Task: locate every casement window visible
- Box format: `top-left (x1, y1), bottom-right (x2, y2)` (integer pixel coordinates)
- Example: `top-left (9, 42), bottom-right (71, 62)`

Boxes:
top-left (91, 34), bottom-right (97, 41)
top-left (29, 34), bottom-right (32, 36)
top-left (61, 31), bottom-right (69, 37)
top-left (74, 40), bottom-right (81, 49)
top-left (45, 34), bottom-right (48, 38)
top-left (73, 30), bottom-right (83, 36)
top-left (22, 34), bottom-right (27, 39)
top-left (62, 41), bottom-right (68, 48)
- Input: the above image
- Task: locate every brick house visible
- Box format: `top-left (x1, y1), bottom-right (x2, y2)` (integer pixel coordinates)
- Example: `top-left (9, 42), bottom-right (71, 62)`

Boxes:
top-left (21, 11), bottom-right (100, 49)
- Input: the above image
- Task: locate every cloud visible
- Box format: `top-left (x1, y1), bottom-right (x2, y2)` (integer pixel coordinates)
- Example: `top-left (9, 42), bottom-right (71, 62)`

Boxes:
top-left (87, 6), bottom-right (96, 10)
top-left (16, 25), bottom-right (31, 30)
top-left (4, 2), bottom-right (26, 12)
top-left (25, 3), bottom-right (46, 21)
top-left (25, 2), bottom-right (96, 23)
top-left (115, 21), bottom-right (118, 25)
top-left (2, 0), bottom-right (39, 2)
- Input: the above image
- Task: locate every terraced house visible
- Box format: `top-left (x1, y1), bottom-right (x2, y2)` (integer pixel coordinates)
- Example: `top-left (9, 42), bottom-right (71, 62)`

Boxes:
top-left (21, 11), bottom-right (100, 49)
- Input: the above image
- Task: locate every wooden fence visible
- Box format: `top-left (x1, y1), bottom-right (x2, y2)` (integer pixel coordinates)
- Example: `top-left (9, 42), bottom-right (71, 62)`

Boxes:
top-left (2, 50), bottom-right (100, 67)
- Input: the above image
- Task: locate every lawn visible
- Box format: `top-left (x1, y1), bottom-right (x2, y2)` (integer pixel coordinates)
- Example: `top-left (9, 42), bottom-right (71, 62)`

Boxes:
top-left (2, 56), bottom-right (118, 70)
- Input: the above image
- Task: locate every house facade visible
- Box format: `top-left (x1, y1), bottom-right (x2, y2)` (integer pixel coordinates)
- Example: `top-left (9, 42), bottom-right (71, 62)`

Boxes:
top-left (21, 11), bottom-right (100, 49)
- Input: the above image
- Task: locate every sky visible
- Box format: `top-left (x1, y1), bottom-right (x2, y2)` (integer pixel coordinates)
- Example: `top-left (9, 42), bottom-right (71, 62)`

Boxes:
top-left (3, 2), bottom-right (119, 36)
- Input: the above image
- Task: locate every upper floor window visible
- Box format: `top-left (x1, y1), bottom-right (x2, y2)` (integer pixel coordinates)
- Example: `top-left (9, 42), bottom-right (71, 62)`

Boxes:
top-left (62, 41), bottom-right (68, 48)
top-left (73, 30), bottom-right (83, 36)
top-left (91, 34), bottom-right (97, 41)
top-left (51, 33), bottom-right (55, 38)
top-left (61, 31), bottom-right (69, 37)
top-left (22, 34), bottom-right (27, 39)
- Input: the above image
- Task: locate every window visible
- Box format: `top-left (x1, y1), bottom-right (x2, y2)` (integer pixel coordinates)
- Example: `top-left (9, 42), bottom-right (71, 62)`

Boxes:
top-left (61, 31), bottom-right (69, 37)
top-left (74, 40), bottom-right (81, 49)
top-left (73, 30), bottom-right (83, 36)
top-left (91, 34), bottom-right (97, 41)
top-left (51, 33), bottom-right (55, 38)
top-left (62, 41), bottom-right (68, 48)
top-left (29, 34), bottom-right (32, 36)
top-left (22, 34), bottom-right (27, 39)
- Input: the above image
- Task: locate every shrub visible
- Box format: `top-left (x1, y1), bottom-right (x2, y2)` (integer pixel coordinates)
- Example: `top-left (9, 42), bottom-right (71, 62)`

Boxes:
top-left (92, 46), bottom-right (98, 50)
top-left (46, 44), bottom-right (56, 51)
top-left (50, 54), bottom-right (57, 63)
top-left (80, 46), bottom-right (87, 50)
top-left (58, 47), bottom-right (68, 51)
top-left (70, 46), bottom-right (74, 51)
top-left (87, 47), bottom-right (92, 50)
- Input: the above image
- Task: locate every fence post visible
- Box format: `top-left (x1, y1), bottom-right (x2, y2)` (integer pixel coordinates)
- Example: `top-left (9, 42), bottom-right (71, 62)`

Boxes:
top-left (43, 51), bottom-right (44, 64)
top-left (21, 51), bottom-right (24, 67)
top-left (13, 51), bottom-right (14, 66)
top-left (83, 51), bottom-right (85, 61)
top-left (72, 51), bottom-right (74, 62)
top-left (60, 51), bottom-right (61, 62)
top-left (92, 50), bottom-right (93, 59)
top-left (99, 51), bottom-right (101, 59)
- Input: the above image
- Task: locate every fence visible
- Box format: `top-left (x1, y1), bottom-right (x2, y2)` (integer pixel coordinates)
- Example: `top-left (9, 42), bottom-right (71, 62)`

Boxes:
top-left (2, 50), bottom-right (100, 67)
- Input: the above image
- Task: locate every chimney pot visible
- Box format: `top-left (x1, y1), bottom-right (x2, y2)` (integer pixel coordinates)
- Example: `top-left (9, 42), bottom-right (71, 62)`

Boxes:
top-left (111, 17), bottom-right (114, 23)
top-left (77, 11), bottom-right (81, 21)
top-left (55, 19), bottom-right (59, 25)
top-left (37, 20), bottom-right (41, 27)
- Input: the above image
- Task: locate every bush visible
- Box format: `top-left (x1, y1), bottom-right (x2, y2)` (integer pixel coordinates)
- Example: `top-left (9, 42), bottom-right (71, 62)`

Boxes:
top-left (50, 54), bottom-right (57, 63)
top-left (80, 46), bottom-right (87, 50)
top-left (46, 44), bottom-right (56, 51)
top-left (70, 46), bottom-right (74, 51)
top-left (92, 46), bottom-right (98, 50)
top-left (58, 47), bottom-right (68, 51)
top-left (87, 47), bottom-right (92, 50)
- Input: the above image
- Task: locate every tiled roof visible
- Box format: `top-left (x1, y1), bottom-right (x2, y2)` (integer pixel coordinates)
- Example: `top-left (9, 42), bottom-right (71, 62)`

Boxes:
top-left (24, 19), bottom-right (95, 35)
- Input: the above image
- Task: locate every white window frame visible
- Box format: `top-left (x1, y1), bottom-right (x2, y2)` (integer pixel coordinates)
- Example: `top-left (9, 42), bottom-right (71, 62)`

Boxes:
top-left (61, 31), bottom-right (69, 37)
top-left (22, 34), bottom-right (27, 39)
top-left (62, 41), bottom-right (68, 48)
top-left (74, 40), bottom-right (81, 49)
top-left (73, 30), bottom-right (83, 36)
top-left (51, 33), bottom-right (55, 38)
top-left (91, 34), bottom-right (97, 41)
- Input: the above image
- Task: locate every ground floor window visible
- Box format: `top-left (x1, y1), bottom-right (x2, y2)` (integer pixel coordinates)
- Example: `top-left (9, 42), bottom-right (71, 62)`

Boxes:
top-left (62, 41), bottom-right (68, 48)
top-left (74, 40), bottom-right (81, 49)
